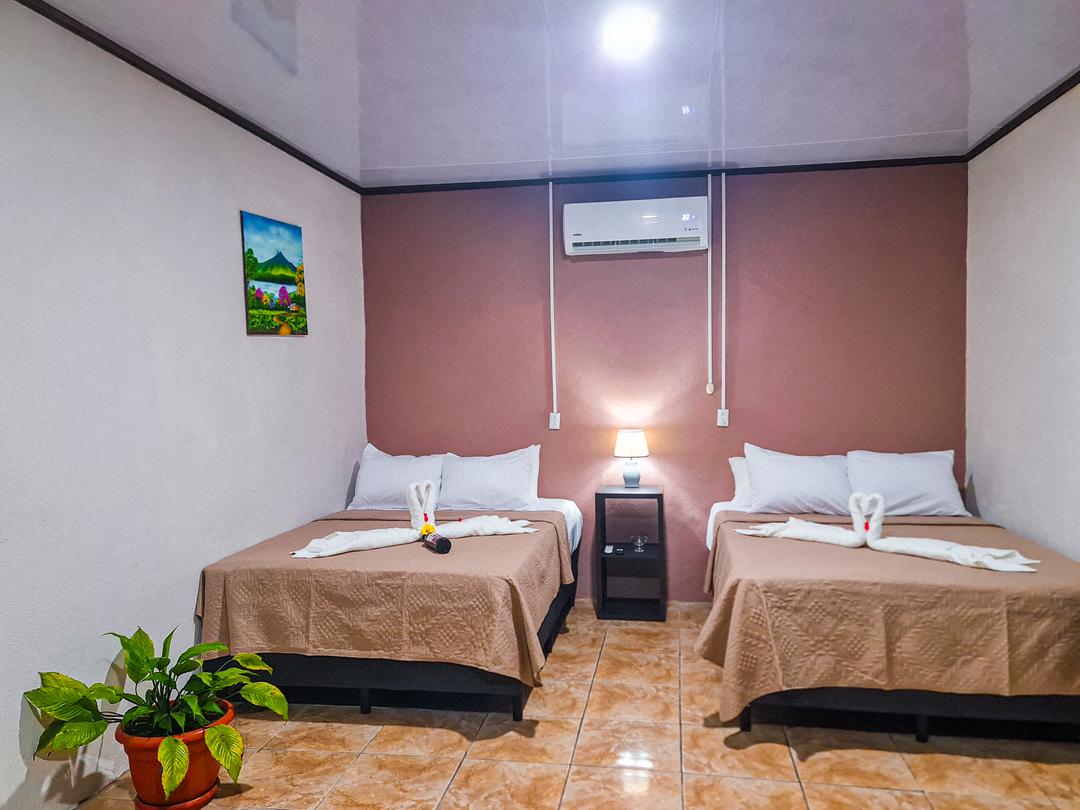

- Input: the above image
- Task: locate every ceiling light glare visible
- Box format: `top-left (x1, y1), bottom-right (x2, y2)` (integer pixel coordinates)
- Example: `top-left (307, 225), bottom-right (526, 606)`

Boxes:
top-left (602, 7), bottom-right (659, 62)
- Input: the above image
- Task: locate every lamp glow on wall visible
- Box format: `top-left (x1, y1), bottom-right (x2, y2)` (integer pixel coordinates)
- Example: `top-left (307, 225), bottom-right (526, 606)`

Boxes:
top-left (614, 429), bottom-right (650, 488)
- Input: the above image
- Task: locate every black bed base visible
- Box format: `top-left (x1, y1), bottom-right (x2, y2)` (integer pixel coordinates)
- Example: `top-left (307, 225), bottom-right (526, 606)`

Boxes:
top-left (215, 547), bottom-right (580, 722)
top-left (737, 687), bottom-right (1080, 744)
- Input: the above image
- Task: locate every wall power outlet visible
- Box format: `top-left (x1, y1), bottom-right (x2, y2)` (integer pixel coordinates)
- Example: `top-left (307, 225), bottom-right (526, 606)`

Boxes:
top-left (548, 412), bottom-right (561, 430)
top-left (717, 408), bottom-right (730, 427)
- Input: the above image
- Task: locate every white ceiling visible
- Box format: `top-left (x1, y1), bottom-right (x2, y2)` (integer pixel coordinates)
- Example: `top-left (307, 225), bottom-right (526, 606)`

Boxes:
top-left (48, 0), bottom-right (1080, 187)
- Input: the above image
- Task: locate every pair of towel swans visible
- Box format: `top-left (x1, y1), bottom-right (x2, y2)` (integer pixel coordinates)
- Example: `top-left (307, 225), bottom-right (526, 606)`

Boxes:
top-left (736, 492), bottom-right (1039, 573)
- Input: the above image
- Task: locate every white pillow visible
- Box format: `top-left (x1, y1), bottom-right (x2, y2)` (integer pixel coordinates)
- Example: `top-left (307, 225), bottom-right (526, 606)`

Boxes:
top-left (847, 450), bottom-right (969, 516)
top-left (439, 445), bottom-right (540, 510)
top-left (729, 457), bottom-right (752, 506)
top-left (348, 443), bottom-right (444, 510)
top-left (744, 443), bottom-right (852, 515)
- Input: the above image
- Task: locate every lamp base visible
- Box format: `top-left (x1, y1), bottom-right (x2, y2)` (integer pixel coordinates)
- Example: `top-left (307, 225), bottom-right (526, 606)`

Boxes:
top-left (622, 459), bottom-right (641, 488)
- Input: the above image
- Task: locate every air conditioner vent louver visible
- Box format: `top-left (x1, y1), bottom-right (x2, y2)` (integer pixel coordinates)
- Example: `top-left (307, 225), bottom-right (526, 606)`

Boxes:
top-left (563, 196), bottom-right (708, 256)
top-left (571, 236), bottom-right (701, 249)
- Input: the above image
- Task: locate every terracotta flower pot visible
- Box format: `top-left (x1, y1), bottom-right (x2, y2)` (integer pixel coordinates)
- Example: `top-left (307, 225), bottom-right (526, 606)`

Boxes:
top-left (115, 701), bottom-right (235, 810)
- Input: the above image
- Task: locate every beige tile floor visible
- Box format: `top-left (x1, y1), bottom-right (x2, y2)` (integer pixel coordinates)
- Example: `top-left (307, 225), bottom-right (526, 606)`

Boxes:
top-left (82, 601), bottom-right (1080, 810)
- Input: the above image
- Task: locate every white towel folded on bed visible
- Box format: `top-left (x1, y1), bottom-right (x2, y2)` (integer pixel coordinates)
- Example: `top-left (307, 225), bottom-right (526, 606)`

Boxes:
top-left (867, 535), bottom-right (1040, 572)
top-left (736, 491), bottom-right (1039, 572)
top-left (292, 527), bottom-right (420, 558)
top-left (292, 515), bottom-right (537, 558)
top-left (434, 515), bottom-right (537, 539)
top-left (736, 517), bottom-right (865, 548)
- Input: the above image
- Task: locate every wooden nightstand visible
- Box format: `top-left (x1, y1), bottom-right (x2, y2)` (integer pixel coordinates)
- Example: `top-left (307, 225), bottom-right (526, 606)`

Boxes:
top-left (593, 485), bottom-right (666, 621)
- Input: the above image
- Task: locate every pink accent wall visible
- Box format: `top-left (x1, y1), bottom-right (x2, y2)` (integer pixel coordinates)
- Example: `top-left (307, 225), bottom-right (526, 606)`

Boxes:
top-left (362, 166), bottom-right (967, 600)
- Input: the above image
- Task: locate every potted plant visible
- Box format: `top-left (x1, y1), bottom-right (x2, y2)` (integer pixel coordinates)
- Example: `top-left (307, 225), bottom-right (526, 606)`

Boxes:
top-left (24, 628), bottom-right (289, 810)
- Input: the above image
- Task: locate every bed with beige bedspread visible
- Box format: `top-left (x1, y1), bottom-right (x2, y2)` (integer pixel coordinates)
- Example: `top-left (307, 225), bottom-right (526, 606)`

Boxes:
top-left (696, 511), bottom-right (1080, 722)
top-left (196, 509), bottom-right (573, 687)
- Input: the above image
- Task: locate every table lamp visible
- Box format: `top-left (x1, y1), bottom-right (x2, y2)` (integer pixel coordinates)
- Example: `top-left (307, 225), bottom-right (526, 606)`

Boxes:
top-left (614, 429), bottom-right (649, 488)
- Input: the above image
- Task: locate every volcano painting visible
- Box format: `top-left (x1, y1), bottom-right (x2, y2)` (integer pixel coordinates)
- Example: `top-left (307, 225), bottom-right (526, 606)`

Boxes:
top-left (241, 211), bottom-right (307, 335)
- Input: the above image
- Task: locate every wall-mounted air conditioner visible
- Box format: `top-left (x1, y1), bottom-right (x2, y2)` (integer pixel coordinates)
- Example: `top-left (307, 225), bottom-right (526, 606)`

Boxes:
top-left (563, 195), bottom-right (708, 256)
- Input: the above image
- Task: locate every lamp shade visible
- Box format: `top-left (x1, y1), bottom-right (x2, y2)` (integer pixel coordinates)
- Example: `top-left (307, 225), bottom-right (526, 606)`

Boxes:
top-left (614, 429), bottom-right (649, 458)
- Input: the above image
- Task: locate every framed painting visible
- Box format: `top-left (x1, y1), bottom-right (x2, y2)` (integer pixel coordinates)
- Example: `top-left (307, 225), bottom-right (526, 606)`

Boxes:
top-left (241, 211), bottom-right (307, 335)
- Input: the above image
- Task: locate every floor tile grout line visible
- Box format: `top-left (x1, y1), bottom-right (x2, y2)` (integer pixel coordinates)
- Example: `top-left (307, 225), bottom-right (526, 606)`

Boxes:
top-left (893, 735), bottom-right (922, 788)
top-left (433, 747), bottom-right (470, 809)
top-left (559, 618), bottom-right (605, 807)
top-left (309, 751), bottom-right (361, 810)
top-left (783, 715), bottom-right (813, 808)
top-left (677, 611), bottom-right (688, 807)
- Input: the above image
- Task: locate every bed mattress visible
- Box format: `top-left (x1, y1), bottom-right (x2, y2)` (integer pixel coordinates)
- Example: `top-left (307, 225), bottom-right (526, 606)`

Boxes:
top-left (696, 511), bottom-right (1080, 722)
top-left (196, 509), bottom-right (574, 687)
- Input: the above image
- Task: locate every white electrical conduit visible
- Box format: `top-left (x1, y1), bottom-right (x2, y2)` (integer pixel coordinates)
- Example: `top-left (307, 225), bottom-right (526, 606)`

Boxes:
top-left (548, 181), bottom-right (558, 415)
top-left (706, 175), bottom-right (714, 395)
top-left (706, 172), bottom-right (729, 410)
top-left (720, 171), bottom-right (728, 410)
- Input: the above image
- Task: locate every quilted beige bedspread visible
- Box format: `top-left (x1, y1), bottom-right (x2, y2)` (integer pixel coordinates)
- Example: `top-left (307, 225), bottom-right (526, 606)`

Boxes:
top-left (196, 509), bottom-right (573, 686)
top-left (696, 512), bottom-right (1080, 722)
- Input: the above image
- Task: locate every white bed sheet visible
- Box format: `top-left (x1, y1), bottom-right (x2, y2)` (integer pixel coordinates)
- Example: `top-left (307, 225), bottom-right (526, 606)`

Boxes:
top-left (531, 497), bottom-right (583, 553)
top-left (706, 500), bottom-right (746, 551)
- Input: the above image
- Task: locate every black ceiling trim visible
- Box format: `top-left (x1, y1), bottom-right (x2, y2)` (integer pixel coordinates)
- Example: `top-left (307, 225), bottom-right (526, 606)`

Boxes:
top-left (362, 170), bottom-right (713, 196)
top-left (14, 0), bottom-right (364, 195)
top-left (360, 155), bottom-right (967, 195)
top-left (16, 0), bottom-right (1080, 197)
top-left (964, 66), bottom-right (1080, 161)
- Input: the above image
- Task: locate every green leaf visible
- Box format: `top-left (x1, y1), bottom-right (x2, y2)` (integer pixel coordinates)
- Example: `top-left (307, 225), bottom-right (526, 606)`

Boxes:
top-left (50, 720), bottom-right (108, 750)
top-left (171, 659), bottom-right (200, 677)
top-left (126, 658), bottom-right (150, 684)
top-left (86, 684), bottom-right (124, 704)
top-left (123, 705), bottom-right (152, 724)
top-left (125, 630), bottom-right (155, 683)
top-left (107, 631), bottom-right (153, 684)
top-left (171, 711), bottom-right (187, 733)
top-left (39, 672), bottom-right (88, 693)
top-left (177, 642), bottom-right (229, 663)
top-left (35, 722), bottom-right (61, 755)
top-left (182, 695), bottom-right (207, 726)
top-left (147, 672), bottom-right (175, 687)
top-left (24, 687), bottom-right (94, 721)
top-left (204, 724), bottom-right (244, 783)
top-left (238, 682), bottom-right (288, 720)
top-left (162, 628), bottom-right (177, 660)
top-left (130, 628), bottom-right (155, 659)
top-left (157, 736), bottom-right (190, 799)
top-left (208, 669), bottom-right (248, 686)
top-left (231, 653), bottom-right (272, 674)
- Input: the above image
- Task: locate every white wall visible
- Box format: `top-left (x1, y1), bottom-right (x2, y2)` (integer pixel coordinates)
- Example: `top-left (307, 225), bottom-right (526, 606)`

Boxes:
top-left (0, 5), bottom-right (366, 808)
top-left (967, 86), bottom-right (1080, 558)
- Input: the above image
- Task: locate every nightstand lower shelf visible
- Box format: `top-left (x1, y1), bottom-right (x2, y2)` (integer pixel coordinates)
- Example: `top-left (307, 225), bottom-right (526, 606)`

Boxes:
top-left (595, 596), bottom-right (666, 622)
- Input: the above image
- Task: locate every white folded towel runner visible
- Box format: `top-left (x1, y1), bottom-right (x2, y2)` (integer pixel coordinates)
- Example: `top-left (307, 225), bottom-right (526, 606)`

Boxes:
top-left (736, 491), bottom-right (1039, 573)
top-left (292, 480), bottom-right (537, 558)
